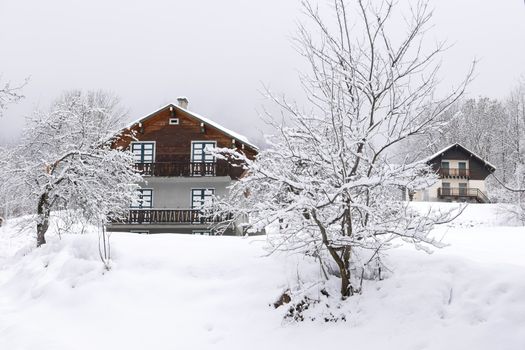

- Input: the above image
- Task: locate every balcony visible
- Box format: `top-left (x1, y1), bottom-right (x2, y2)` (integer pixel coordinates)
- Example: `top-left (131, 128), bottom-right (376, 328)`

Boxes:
top-left (438, 187), bottom-right (489, 203)
top-left (439, 168), bottom-right (470, 178)
top-left (116, 209), bottom-right (231, 225)
top-left (134, 161), bottom-right (244, 178)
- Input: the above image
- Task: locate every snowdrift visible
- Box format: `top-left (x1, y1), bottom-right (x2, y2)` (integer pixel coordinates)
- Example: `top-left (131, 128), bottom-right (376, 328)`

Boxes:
top-left (1, 204), bottom-right (524, 350)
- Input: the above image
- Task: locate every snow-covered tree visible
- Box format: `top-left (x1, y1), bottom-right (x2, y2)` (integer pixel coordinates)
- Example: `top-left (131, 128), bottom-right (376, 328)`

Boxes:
top-left (0, 76), bottom-right (26, 117)
top-left (498, 80), bottom-right (525, 220)
top-left (0, 90), bottom-right (141, 247)
top-left (0, 75), bottom-right (26, 218)
top-left (212, 0), bottom-right (471, 298)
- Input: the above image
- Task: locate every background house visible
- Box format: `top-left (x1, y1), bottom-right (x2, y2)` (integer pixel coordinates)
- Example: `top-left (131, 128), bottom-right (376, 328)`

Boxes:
top-left (413, 143), bottom-right (496, 203)
top-left (108, 97), bottom-right (258, 235)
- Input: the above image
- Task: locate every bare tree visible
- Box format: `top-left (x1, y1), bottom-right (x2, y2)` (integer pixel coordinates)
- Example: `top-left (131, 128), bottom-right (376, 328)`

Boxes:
top-left (0, 90), bottom-right (141, 247)
top-left (212, 0), bottom-right (472, 299)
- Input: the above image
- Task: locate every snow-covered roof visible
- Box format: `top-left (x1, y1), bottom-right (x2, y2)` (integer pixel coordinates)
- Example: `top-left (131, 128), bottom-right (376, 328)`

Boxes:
top-left (425, 143), bottom-right (496, 171)
top-left (124, 103), bottom-right (259, 151)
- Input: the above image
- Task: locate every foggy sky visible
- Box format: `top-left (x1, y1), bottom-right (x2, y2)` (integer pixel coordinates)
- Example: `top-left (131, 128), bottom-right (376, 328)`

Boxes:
top-left (1, 0), bottom-right (524, 144)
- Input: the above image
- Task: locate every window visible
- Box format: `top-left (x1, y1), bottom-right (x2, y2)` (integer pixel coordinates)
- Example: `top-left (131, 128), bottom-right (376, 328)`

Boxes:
top-left (191, 188), bottom-right (215, 210)
top-left (130, 230), bottom-right (150, 235)
top-left (131, 142), bottom-right (155, 164)
top-left (441, 161), bottom-right (450, 176)
top-left (191, 141), bottom-right (217, 176)
top-left (131, 189), bottom-right (153, 209)
top-left (458, 162), bottom-right (467, 176)
top-left (459, 183), bottom-right (468, 196)
top-left (191, 141), bottom-right (216, 163)
top-left (442, 182), bottom-right (451, 196)
top-left (169, 118), bottom-right (179, 125)
top-left (192, 230), bottom-right (211, 236)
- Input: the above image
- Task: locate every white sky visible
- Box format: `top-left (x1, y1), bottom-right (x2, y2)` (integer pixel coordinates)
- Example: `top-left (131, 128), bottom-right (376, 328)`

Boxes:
top-left (0, 0), bottom-right (524, 144)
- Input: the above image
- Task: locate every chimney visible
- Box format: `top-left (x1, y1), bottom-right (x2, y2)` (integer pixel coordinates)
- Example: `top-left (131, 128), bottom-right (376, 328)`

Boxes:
top-left (177, 96), bottom-right (189, 109)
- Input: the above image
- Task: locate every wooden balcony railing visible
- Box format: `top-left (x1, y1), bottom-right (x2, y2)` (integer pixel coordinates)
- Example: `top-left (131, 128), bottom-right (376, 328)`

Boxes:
top-left (439, 168), bottom-right (470, 178)
top-left (115, 209), bottom-right (231, 225)
top-left (134, 161), bottom-right (243, 178)
top-left (437, 187), bottom-right (489, 203)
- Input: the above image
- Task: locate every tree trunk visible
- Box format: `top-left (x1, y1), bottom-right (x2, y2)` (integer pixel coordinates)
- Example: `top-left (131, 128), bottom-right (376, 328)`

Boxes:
top-left (341, 246), bottom-right (352, 297)
top-left (339, 265), bottom-right (352, 298)
top-left (36, 193), bottom-right (50, 247)
top-left (326, 245), bottom-right (353, 298)
top-left (312, 209), bottom-right (353, 299)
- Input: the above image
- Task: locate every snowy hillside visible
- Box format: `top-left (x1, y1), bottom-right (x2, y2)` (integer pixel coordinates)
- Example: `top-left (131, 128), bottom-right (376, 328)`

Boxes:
top-left (1, 204), bottom-right (525, 350)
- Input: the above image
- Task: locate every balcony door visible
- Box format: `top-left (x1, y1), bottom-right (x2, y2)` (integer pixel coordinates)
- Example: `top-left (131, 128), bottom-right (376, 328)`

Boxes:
top-left (191, 188), bottom-right (215, 224)
top-left (191, 188), bottom-right (215, 210)
top-left (191, 141), bottom-right (217, 176)
top-left (442, 182), bottom-right (451, 196)
top-left (458, 162), bottom-right (467, 177)
top-left (191, 141), bottom-right (216, 163)
top-left (130, 188), bottom-right (153, 224)
top-left (441, 161), bottom-right (450, 177)
top-left (131, 189), bottom-right (153, 209)
top-left (459, 183), bottom-right (468, 196)
top-left (132, 142), bottom-right (155, 163)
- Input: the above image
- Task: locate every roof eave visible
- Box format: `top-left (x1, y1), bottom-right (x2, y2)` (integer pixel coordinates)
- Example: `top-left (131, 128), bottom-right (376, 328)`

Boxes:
top-left (426, 142), bottom-right (497, 172)
top-left (120, 103), bottom-right (259, 152)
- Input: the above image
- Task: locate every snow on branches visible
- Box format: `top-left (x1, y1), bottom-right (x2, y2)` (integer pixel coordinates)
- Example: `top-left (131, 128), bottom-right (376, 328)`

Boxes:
top-left (0, 76), bottom-right (27, 117)
top-left (212, 0), bottom-right (469, 299)
top-left (0, 90), bottom-right (141, 247)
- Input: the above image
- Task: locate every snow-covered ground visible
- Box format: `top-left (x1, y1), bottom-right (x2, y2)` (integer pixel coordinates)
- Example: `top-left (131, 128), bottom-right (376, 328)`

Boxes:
top-left (1, 204), bottom-right (525, 350)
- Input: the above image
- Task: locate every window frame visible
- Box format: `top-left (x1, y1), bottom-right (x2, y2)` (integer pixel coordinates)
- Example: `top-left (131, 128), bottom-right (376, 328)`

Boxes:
top-left (440, 161), bottom-right (450, 176)
top-left (130, 141), bottom-right (156, 164)
top-left (130, 230), bottom-right (150, 235)
top-left (131, 188), bottom-right (154, 209)
top-left (458, 182), bottom-right (468, 196)
top-left (458, 161), bottom-right (468, 176)
top-left (192, 229), bottom-right (211, 236)
top-left (191, 188), bottom-right (215, 210)
top-left (442, 182), bottom-right (451, 196)
top-left (191, 141), bottom-right (217, 163)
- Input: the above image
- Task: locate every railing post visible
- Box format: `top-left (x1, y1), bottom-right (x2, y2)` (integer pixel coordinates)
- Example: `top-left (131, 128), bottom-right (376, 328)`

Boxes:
top-left (135, 161), bottom-right (232, 177)
top-left (118, 208), bottom-right (225, 224)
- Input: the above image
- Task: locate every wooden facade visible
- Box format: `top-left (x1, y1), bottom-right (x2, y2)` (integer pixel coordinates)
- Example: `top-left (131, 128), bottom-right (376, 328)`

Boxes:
top-left (427, 144), bottom-right (495, 181)
top-left (108, 101), bottom-right (258, 234)
top-left (112, 103), bottom-right (258, 179)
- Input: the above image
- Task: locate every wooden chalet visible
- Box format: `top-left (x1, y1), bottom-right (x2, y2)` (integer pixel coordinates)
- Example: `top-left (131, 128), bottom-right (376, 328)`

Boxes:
top-left (413, 143), bottom-right (496, 203)
top-left (108, 97), bottom-right (258, 235)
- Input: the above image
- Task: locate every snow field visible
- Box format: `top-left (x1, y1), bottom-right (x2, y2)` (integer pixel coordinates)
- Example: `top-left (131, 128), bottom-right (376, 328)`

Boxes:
top-left (0, 204), bottom-right (524, 350)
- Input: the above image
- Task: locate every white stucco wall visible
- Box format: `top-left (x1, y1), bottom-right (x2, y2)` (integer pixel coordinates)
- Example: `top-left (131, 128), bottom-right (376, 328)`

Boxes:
top-left (413, 180), bottom-right (441, 201)
top-left (138, 176), bottom-right (233, 209)
top-left (469, 180), bottom-right (486, 192)
top-left (413, 178), bottom-right (488, 202)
